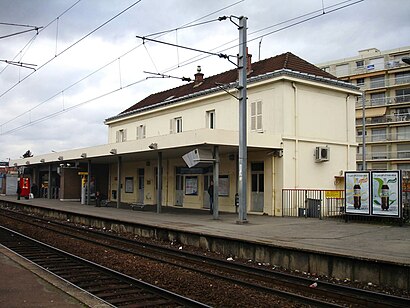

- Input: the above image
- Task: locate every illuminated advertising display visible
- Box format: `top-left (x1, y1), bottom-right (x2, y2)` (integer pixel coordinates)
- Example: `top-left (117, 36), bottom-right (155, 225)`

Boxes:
top-left (344, 170), bottom-right (402, 218)
top-left (371, 171), bottom-right (401, 217)
top-left (345, 171), bottom-right (370, 215)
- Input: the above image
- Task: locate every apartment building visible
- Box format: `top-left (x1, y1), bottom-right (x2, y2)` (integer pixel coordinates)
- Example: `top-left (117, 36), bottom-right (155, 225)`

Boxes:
top-left (317, 46), bottom-right (410, 172)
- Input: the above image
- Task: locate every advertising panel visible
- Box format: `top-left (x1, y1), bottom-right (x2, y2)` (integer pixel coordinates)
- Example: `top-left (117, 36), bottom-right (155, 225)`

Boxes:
top-left (371, 171), bottom-right (401, 217)
top-left (345, 171), bottom-right (370, 215)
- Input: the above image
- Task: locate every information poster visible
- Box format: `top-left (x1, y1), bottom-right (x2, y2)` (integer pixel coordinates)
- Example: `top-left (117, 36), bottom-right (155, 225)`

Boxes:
top-left (185, 176), bottom-right (198, 195)
top-left (371, 171), bottom-right (401, 217)
top-left (345, 171), bottom-right (370, 215)
top-left (218, 176), bottom-right (229, 196)
top-left (125, 177), bottom-right (133, 193)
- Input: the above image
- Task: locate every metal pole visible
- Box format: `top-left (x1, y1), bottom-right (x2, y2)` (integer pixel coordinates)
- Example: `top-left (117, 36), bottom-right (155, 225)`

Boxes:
top-left (237, 16), bottom-right (248, 223)
top-left (157, 151), bottom-right (162, 213)
top-left (87, 160), bottom-right (91, 205)
top-left (47, 164), bottom-right (51, 199)
top-left (362, 93), bottom-right (366, 170)
top-left (213, 145), bottom-right (219, 219)
top-left (117, 156), bottom-right (121, 208)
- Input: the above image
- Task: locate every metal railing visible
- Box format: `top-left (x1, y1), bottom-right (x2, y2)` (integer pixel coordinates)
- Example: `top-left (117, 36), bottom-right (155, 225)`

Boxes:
top-left (282, 189), bottom-right (344, 219)
top-left (327, 60), bottom-right (409, 78)
top-left (357, 132), bottom-right (410, 143)
top-left (356, 150), bottom-right (410, 161)
top-left (355, 94), bottom-right (410, 108)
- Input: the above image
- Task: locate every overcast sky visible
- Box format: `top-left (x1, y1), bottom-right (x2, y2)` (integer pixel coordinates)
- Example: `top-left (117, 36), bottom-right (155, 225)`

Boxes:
top-left (1, 0), bottom-right (409, 161)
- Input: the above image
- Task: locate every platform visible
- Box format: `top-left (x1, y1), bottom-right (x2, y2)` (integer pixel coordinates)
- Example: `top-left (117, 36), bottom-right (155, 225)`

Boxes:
top-left (1, 195), bottom-right (409, 265)
top-left (0, 245), bottom-right (110, 308)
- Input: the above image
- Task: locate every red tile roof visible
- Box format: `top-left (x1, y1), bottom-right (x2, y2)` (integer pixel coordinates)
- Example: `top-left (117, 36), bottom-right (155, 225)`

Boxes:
top-left (118, 52), bottom-right (338, 116)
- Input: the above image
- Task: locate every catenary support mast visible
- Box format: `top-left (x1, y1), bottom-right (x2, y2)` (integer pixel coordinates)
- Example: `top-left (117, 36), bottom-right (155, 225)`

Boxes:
top-left (237, 16), bottom-right (248, 223)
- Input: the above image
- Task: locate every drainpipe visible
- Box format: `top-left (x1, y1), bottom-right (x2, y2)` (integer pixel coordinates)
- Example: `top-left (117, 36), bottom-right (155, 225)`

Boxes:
top-left (292, 82), bottom-right (298, 188)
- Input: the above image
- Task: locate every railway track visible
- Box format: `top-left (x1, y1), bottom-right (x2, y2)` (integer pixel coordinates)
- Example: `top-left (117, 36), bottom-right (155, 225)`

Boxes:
top-left (0, 225), bottom-right (209, 307)
top-left (1, 207), bottom-right (410, 307)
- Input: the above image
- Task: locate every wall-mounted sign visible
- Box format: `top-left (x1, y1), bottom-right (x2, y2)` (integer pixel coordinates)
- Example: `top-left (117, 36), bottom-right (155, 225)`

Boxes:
top-left (185, 176), bottom-right (198, 195)
top-left (125, 177), bottom-right (134, 193)
top-left (371, 171), bottom-right (401, 217)
top-left (345, 171), bottom-right (370, 215)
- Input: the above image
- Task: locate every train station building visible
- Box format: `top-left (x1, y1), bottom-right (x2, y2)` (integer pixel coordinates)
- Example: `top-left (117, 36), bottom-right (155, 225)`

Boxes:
top-left (10, 52), bottom-right (361, 216)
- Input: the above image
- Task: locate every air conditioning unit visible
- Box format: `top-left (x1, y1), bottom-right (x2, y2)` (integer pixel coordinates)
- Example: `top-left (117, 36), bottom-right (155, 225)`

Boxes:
top-left (315, 146), bottom-right (330, 162)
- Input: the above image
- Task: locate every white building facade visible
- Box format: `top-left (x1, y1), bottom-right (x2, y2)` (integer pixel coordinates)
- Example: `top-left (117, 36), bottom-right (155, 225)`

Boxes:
top-left (12, 52), bottom-right (360, 216)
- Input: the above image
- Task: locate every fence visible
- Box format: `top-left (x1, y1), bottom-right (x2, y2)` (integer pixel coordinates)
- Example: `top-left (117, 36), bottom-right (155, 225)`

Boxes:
top-left (282, 189), bottom-right (345, 219)
top-left (282, 188), bottom-right (410, 224)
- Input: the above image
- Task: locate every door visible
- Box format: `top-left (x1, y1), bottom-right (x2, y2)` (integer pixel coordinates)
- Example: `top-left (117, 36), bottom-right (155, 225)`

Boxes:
top-left (175, 173), bottom-right (183, 206)
top-left (137, 168), bottom-right (144, 204)
top-left (251, 162), bottom-right (264, 212)
top-left (203, 174), bottom-right (213, 209)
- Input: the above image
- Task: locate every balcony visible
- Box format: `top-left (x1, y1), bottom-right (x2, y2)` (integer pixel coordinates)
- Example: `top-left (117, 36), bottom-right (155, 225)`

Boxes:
top-left (326, 59), bottom-right (409, 78)
top-left (355, 94), bottom-right (410, 108)
top-left (356, 130), bottom-right (410, 143)
top-left (356, 150), bottom-right (410, 161)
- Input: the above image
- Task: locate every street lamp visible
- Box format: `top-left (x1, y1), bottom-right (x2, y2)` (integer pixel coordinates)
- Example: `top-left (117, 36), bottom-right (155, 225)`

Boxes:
top-left (402, 57), bottom-right (410, 65)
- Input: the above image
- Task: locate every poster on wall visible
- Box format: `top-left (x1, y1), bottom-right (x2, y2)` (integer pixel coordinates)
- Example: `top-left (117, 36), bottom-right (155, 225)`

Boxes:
top-left (345, 171), bottom-right (370, 215)
top-left (371, 171), bottom-right (401, 217)
top-left (125, 177), bottom-right (133, 193)
top-left (185, 176), bottom-right (198, 195)
top-left (218, 176), bottom-right (229, 196)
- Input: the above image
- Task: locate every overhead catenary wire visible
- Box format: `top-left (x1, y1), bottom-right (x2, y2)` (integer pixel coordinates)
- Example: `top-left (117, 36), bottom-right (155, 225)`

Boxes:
top-left (0, 0), bottom-right (362, 136)
top-left (160, 0), bottom-right (364, 74)
top-left (0, 0), bottom-right (244, 134)
top-left (0, 0), bottom-right (82, 75)
top-left (0, 0), bottom-right (143, 101)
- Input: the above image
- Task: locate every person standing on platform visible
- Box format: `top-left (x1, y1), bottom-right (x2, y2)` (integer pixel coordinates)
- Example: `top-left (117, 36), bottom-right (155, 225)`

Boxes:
top-left (95, 191), bottom-right (101, 207)
top-left (208, 180), bottom-right (214, 214)
top-left (16, 183), bottom-right (21, 200)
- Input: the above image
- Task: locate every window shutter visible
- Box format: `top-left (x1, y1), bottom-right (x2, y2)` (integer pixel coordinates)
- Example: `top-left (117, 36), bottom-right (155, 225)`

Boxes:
top-left (170, 119), bottom-right (174, 134)
top-left (123, 129), bottom-right (127, 141)
top-left (257, 101), bottom-right (262, 130)
top-left (116, 131), bottom-right (120, 143)
top-left (250, 102), bottom-right (256, 131)
top-left (142, 125), bottom-right (146, 139)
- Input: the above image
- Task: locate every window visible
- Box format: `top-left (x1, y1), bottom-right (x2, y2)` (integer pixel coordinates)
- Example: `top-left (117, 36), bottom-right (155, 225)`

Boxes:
top-left (368, 57), bottom-right (384, 70)
top-left (397, 144), bottom-right (410, 159)
top-left (335, 64), bottom-right (348, 76)
top-left (356, 60), bottom-right (364, 68)
top-left (396, 88), bottom-right (410, 103)
top-left (371, 128), bottom-right (386, 142)
top-left (116, 129), bottom-right (127, 142)
top-left (370, 92), bottom-right (385, 106)
top-left (370, 75), bottom-right (385, 89)
top-left (397, 126), bottom-right (410, 140)
top-left (136, 125), bottom-right (146, 139)
top-left (371, 145), bottom-right (387, 159)
top-left (206, 110), bottom-right (215, 129)
top-left (395, 72), bottom-right (410, 85)
top-left (371, 163), bottom-right (387, 170)
top-left (356, 78), bottom-right (365, 86)
top-left (397, 163), bottom-right (410, 170)
top-left (170, 117), bottom-right (182, 134)
top-left (251, 101), bottom-right (262, 132)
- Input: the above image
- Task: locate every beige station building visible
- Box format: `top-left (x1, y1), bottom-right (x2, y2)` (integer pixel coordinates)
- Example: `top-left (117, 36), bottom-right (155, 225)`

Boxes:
top-left (11, 52), bottom-right (361, 216)
top-left (317, 46), bottom-right (410, 172)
